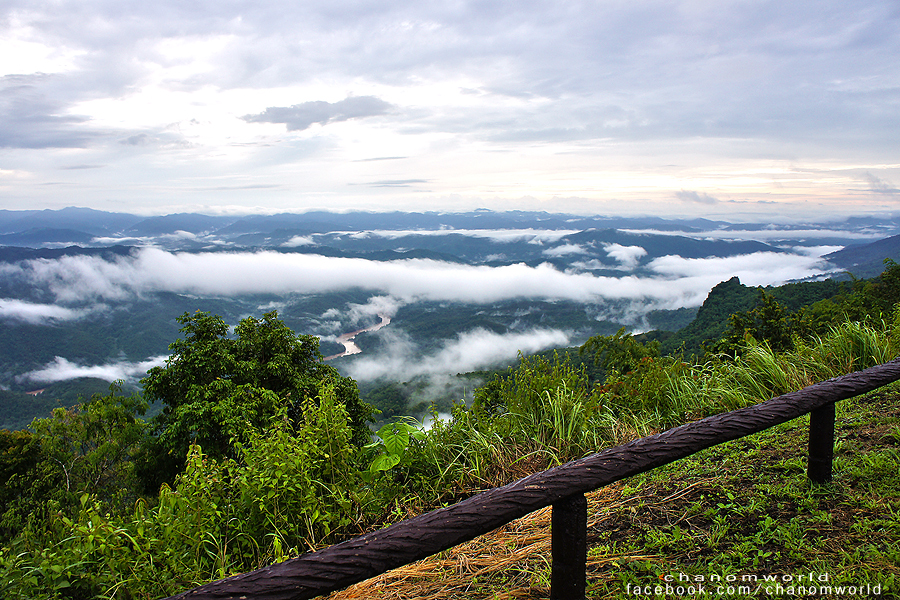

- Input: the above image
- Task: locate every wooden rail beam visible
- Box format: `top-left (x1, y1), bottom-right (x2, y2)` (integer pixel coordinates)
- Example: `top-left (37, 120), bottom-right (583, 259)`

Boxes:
top-left (164, 357), bottom-right (900, 600)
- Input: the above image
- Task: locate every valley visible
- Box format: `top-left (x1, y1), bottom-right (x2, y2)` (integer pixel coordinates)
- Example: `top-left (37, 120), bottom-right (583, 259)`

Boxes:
top-left (1, 207), bottom-right (899, 429)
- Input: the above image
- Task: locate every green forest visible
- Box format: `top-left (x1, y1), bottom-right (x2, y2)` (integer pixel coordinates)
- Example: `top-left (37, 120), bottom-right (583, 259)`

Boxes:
top-left (2, 263), bottom-right (900, 598)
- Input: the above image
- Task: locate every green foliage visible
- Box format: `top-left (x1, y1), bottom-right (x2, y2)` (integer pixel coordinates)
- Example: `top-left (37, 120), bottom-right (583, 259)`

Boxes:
top-left (598, 354), bottom-right (692, 425)
top-left (366, 419), bottom-right (426, 474)
top-left (0, 429), bottom-right (51, 544)
top-left (710, 290), bottom-right (796, 356)
top-left (660, 275), bottom-right (856, 358)
top-left (660, 277), bottom-right (760, 356)
top-left (580, 327), bottom-right (661, 380)
top-left (140, 310), bottom-right (374, 487)
top-left (30, 383), bottom-right (148, 502)
top-left (471, 352), bottom-right (607, 461)
top-left (5, 264), bottom-right (900, 598)
top-left (0, 384), bottom-right (147, 545)
top-left (843, 258), bottom-right (900, 322)
top-left (0, 383), bottom-right (364, 599)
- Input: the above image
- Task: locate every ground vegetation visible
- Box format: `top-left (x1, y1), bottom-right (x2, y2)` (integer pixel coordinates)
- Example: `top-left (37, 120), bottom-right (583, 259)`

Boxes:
top-left (1, 263), bottom-right (900, 598)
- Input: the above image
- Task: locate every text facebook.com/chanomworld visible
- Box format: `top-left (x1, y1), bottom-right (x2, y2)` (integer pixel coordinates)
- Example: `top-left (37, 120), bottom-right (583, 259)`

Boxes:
top-left (625, 572), bottom-right (885, 596)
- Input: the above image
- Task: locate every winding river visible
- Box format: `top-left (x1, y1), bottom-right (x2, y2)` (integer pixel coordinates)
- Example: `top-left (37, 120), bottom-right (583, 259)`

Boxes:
top-left (324, 314), bottom-right (391, 360)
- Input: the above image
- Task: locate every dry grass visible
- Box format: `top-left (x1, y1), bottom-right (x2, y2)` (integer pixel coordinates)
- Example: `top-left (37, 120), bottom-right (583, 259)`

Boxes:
top-left (328, 483), bottom-right (659, 600)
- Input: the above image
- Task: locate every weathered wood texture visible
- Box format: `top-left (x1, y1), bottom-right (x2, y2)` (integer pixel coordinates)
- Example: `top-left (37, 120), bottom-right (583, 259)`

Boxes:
top-left (550, 494), bottom-right (587, 600)
top-left (164, 357), bottom-right (900, 600)
top-left (808, 402), bottom-right (836, 483)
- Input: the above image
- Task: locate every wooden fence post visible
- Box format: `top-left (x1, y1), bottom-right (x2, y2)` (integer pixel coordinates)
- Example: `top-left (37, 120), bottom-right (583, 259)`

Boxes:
top-left (550, 493), bottom-right (587, 600)
top-left (808, 401), bottom-right (836, 483)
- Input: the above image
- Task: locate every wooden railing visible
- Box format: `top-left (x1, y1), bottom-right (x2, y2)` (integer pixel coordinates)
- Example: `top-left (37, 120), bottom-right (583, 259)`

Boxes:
top-left (164, 357), bottom-right (900, 600)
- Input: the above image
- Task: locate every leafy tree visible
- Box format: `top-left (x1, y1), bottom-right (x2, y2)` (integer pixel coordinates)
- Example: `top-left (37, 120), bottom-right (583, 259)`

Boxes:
top-left (139, 311), bottom-right (374, 488)
top-left (843, 258), bottom-right (900, 322)
top-left (0, 384), bottom-right (147, 543)
top-left (711, 290), bottom-right (795, 356)
top-left (0, 430), bottom-right (50, 543)
top-left (30, 384), bottom-right (148, 503)
top-left (579, 327), bottom-right (661, 381)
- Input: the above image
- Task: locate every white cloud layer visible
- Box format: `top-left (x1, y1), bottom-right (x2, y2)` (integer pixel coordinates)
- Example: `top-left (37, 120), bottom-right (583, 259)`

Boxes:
top-left (352, 229), bottom-right (581, 243)
top-left (7, 248), bottom-right (835, 311)
top-left (19, 355), bottom-right (169, 384)
top-left (0, 299), bottom-right (93, 324)
top-left (620, 228), bottom-right (887, 242)
top-left (345, 327), bottom-right (570, 382)
top-left (543, 244), bottom-right (588, 257)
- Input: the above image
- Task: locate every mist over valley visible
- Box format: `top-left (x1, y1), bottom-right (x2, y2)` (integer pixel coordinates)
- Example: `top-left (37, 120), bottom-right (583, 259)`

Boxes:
top-left (2, 207), bottom-right (899, 428)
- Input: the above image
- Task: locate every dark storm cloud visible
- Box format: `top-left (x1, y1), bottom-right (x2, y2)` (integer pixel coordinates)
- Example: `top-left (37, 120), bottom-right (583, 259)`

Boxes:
top-left (242, 96), bottom-right (393, 131)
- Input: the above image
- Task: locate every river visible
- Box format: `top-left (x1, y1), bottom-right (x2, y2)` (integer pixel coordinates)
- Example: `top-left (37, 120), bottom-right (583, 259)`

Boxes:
top-left (324, 314), bottom-right (391, 360)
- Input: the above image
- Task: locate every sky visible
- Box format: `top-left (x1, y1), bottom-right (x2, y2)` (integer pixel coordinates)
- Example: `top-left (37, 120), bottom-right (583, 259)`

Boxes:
top-left (1, 0), bottom-right (899, 219)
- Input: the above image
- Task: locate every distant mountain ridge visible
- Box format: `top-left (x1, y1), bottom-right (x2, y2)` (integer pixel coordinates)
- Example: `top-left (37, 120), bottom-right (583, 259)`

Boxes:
top-left (825, 234), bottom-right (900, 278)
top-left (2, 206), bottom-right (897, 242)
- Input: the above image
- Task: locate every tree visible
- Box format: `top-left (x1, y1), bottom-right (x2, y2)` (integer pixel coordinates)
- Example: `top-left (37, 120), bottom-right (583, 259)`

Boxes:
top-left (708, 290), bottom-right (796, 357)
top-left (0, 383), bottom-right (147, 541)
top-left (579, 327), bottom-right (660, 381)
top-left (30, 383), bottom-right (147, 501)
top-left (139, 311), bottom-right (374, 488)
top-left (843, 258), bottom-right (900, 322)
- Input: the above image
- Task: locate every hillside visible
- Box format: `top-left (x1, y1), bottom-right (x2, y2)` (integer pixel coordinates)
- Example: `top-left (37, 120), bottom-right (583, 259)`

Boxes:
top-left (653, 276), bottom-right (855, 357)
top-left (331, 389), bottom-right (900, 598)
top-left (825, 234), bottom-right (900, 278)
top-left (3, 277), bottom-right (899, 598)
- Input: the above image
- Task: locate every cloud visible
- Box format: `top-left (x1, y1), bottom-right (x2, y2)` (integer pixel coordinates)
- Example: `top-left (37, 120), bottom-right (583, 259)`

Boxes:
top-left (603, 244), bottom-right (647, 269)
top-left (356, 229), bottom-right (580, 243)
top-left (0, 75), bottom-right (94, 148)
top-left (568, 259), bottom-right (610, 271)
top-left (676, 190), bottom-right (719, 205)
top-left (1, 0), bottom-right (899, 216)
top-left (0, 299), bottom-right (93, 324)
top-left (344, 327), bottom-right (570, 382)
top-left (281, 235), bottom-right (315, 247)
top-left (18, 355), bottom-right (169, 384)
top-left (120, 133), bottom-right (152, 146)
top-left (864, 172), bottom-right (900, 196)
top-left (8, 247), bottom-right (834, 313)
top-left (647, 252), bottom-right (835, 288)
top-left (242, 96), bottom-right (393, 131)
top-left (619, 228), bottom-right (885, 242)
top-left (366, 179), bottom-right (428, 188)
top-left (345, 295), bottom-right (403, 323)
top-left (543, 243), bottom-right (587, 257)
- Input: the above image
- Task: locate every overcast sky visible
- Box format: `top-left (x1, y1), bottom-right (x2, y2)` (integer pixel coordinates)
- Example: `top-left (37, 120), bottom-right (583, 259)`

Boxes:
top-left (2, 0), bottom-right (899, 219)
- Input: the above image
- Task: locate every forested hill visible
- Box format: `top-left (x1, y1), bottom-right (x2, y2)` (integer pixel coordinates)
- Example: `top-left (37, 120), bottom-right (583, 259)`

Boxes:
top-left (652, 276), bottom-right (855, 356)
